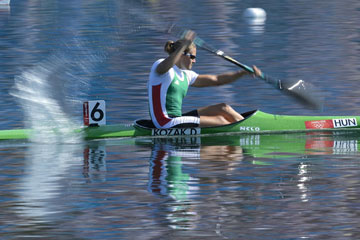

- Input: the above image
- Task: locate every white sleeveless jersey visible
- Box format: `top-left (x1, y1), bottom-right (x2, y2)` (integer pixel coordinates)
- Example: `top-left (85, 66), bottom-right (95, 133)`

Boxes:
top-left (148, 59), bottom-right (199, 128)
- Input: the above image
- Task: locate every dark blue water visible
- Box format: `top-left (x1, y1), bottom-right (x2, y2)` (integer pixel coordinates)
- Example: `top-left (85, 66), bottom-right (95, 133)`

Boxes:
top-left (1, 0), bottom-right (360, 239)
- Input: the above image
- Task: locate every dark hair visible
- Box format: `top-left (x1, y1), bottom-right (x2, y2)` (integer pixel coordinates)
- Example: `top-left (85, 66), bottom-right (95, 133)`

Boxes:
top-left (164, 40), bottom-right (195, 55)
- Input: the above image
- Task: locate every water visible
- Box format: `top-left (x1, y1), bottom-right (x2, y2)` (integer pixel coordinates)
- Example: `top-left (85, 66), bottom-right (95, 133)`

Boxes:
top-left (1, 0), bottom-right (360, 239)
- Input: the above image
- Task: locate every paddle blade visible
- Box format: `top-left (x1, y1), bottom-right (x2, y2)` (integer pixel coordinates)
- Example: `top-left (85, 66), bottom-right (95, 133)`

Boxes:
top-left (256, 73), bottom-right (323, 109)
top-left (281, 79), bottom-right (323, 109)
top-left (166, 23), bottom-right (212, 51)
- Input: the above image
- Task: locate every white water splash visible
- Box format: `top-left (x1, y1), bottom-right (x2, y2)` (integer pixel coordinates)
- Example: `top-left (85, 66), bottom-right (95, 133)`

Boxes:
top-left (10, 43), bottom-right (104, 143)
top-left (11, 44), bottom-right (106, 222)
top-left (11, 58), bottom-right (82, 143)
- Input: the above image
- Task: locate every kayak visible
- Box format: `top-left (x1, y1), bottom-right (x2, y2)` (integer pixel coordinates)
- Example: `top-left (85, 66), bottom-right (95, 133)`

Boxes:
top-left (1, 110), bottom-right (360, 141)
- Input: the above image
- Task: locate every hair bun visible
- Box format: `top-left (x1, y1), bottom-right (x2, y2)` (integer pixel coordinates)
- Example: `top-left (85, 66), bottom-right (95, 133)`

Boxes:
top-left (163, 39), bottom-right (195, 55)
top-left (164, 40), bottom-right (175, 54)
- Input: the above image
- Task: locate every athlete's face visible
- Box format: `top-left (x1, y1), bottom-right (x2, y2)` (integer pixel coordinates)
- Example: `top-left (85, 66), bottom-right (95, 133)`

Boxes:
top-left (180, 48), bottom-right (196, 70)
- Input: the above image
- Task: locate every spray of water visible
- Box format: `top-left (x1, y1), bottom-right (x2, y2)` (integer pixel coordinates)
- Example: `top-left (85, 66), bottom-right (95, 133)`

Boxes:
top-left (10, 42), bottom-right (105, 144)
top-left (12, 42), bottom-right (107, 223)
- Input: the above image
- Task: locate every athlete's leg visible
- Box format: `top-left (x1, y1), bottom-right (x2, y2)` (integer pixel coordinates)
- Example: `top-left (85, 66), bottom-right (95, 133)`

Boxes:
top-left (198, 103), bottom-right (244, 127)
top-left (199, 115), bottom-right (231, 127)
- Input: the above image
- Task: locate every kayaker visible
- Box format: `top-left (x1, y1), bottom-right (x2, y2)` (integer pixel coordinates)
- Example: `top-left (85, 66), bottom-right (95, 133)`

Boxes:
top-left (148, 30), bottom-right (262, 128)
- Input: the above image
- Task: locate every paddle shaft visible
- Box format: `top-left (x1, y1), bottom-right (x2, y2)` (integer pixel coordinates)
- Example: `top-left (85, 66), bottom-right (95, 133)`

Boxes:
top-left (193, 37), bottom-right (283, 89)
top-left (168, 24), bottom-right (322, 109)
top-left (218, 54), bottom-right (254, 73)
top-left (194, 36), bottom-right (323, 108)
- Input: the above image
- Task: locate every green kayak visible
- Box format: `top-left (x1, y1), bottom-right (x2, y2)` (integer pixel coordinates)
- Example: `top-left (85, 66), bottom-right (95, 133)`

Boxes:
top-left (1, 110), bottom-right (360, 141)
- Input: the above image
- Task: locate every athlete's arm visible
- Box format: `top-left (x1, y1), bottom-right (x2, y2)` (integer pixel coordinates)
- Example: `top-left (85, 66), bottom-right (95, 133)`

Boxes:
top-left (191, 66), bottom-right (261, 87)
top-left (156, 31), bottom-right (196, 75)
top-left (191, 70), bottom-right (247, 87)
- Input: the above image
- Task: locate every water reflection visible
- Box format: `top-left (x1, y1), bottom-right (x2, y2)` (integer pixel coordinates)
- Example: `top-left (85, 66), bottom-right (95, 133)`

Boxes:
top-left (4, 132), bottom-right (356, 238)
top-left (297, 162), bottom-right (311, 202)
top-left (0, 1), bottom-right (10, 28)
top-left (15, 143), bottom-right (82, 223)
top-left (147, 141), bottom-right (200, 229)
top-left (83, 142), bottom-right (107, 183)
top-left (144, 137), bottom-right (247, 230)
top-left (0, 4), bottom-right (9, 13)
top-left (85, 131), bottom-right (360, 232)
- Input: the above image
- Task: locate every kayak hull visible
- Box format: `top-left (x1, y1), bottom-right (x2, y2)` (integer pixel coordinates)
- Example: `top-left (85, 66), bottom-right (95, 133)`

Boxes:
top-left (1, 110), bottom-right (360, 141)
top-left (133, 110), bottom-right (360, 137)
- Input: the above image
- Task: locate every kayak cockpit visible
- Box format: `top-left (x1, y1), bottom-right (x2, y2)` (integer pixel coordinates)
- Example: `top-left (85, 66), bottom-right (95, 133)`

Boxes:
top-left (238, 109), bottom-right (258, 121)
top-left (135, 119), bottom-right (156, 129)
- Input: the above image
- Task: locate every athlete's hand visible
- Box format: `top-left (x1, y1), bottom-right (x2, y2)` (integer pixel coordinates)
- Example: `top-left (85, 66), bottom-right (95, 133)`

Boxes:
top-left (181, 30), bottom-right (196, 47)
top-left (252, 65), bottom-right (262, 77)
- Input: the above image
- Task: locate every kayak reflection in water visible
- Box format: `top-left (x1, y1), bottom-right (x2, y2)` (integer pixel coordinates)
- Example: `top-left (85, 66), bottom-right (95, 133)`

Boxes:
top-left (148, 30), bottom-right (262, 129)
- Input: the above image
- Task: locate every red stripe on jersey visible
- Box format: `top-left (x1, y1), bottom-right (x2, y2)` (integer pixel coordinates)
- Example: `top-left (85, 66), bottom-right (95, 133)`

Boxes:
top-left (152, 84), bottom-right (171, 126)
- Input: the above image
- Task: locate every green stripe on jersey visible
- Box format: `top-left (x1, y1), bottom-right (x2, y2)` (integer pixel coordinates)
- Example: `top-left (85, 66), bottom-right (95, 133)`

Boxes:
top-left (165, 73), bottom-right (189, 117)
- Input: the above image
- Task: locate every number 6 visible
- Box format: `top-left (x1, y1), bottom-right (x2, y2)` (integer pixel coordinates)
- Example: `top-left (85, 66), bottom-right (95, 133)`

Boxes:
top-left (91, 102), bottom-right (104, 122)
top-left (83, 100), bottom-right (106, 126)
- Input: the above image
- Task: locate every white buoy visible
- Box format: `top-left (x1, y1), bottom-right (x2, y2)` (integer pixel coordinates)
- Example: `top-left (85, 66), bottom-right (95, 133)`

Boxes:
top-left (243, 8), bottom-right (266, 25)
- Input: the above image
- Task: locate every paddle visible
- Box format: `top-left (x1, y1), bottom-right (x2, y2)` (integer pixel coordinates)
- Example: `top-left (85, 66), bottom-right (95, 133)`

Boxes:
top-left (167, 24), bottom-right (323, 109)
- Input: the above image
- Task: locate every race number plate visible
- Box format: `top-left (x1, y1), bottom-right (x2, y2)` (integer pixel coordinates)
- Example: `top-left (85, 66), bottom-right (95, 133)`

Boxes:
top-left (83, 100), bottom-right (106, 126)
